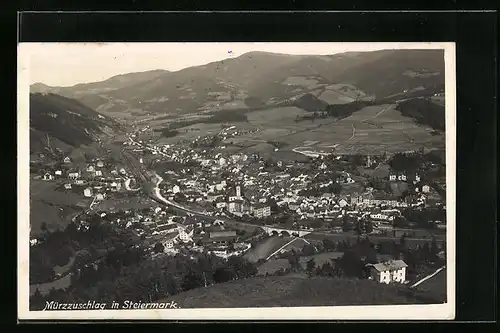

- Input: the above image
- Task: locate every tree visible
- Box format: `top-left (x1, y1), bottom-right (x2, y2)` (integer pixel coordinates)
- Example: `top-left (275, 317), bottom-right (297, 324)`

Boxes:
top-left (287, 252), bottom-right (301, 271)
top-left (153, 242), bottom-right (165, 254)
top-left (213, 267), bottom-right (236, 283)
top-left (323, 239), bottom-right (336, 251)
top-left (181, 270), bottom-right (204, 291)
top-left (400, 234), bottom-right (407, 250)
top-left (336, 250), bottom-right (365, 278)
top-left (306, 259), bottom-right (316, 276)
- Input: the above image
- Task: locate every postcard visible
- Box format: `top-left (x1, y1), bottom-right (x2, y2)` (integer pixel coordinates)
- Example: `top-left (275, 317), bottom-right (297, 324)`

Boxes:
top-left (18, 42), bottom-right (456, 320)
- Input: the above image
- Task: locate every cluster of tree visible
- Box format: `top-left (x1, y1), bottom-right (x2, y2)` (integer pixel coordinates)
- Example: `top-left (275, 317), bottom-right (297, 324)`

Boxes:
top-left (389, 152), bottom-right (424, 173)
top-left (325, 101), bottom-right (373, 118)
top-left (204, 109), bottom-right (248, 123)
top-left (30, 251), bottom-right (258, 311)
top-left (298, 182), bottom-right (342, 197)
top-left (190, 135), bottom-right (222, 149)
top-left (395, 98), bottom-right (445, 131)
top-left (154, 128), bottom-right (180, 138)
top-left (30, 216), bottom-right (142, 285)
top-left (306, 236), bottom-right (444, 281)
top-left (401, 208), bottom-right (446, 229)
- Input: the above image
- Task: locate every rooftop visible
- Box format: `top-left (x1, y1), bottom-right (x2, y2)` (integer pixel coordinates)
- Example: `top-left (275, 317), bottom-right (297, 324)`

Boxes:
top-left (369, 260), bottom-right (408, 272)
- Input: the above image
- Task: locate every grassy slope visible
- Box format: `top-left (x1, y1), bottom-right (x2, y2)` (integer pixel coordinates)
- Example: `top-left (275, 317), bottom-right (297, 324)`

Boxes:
top-left (167, 275), bottom-right (441, 308)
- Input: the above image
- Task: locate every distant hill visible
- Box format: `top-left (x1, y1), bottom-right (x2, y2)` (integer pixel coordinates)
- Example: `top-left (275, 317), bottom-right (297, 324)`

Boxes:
top-left (29, 93), bottom-right (122, 155)
top-left (165, 275), bottom-right (444, 308)
top-left (30, 50), bottom-right (445, 118)
top-left (30, 69), bottom-right (169, 102)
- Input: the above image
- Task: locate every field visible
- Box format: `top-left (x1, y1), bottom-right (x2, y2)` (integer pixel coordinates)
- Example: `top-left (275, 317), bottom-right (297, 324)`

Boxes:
top-left (144, 101), bottom-right (444, 160)
top-left (167, 275), bottom-right (442, 308)
top-left (30, 273), bottom-right (72, 296)
top-left (318, 90), bottom-right (355, 104)
top-left (94, 196), bottom-right (156, 213)
top-left (244, 236), bottom-right (293, 263)
top-left (298, 251), bottom-right (345, 269)
top-left (257, 258), bottom-right (290, 275)
top-left (30, 179), bottom-right (91, 235)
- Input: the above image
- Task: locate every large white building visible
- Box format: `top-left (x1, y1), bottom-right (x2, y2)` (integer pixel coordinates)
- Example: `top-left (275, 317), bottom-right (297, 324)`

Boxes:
top-left (367, 260), bottom-right (408, 284)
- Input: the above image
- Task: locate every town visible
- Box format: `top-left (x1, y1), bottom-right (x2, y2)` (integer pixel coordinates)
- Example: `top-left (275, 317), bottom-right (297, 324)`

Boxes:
top-left (30, 121), bottom-right (447, 300)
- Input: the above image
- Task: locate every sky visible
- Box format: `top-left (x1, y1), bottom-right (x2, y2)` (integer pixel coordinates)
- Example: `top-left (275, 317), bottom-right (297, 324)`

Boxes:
top-left (20, 42), bottom-right (446, 87)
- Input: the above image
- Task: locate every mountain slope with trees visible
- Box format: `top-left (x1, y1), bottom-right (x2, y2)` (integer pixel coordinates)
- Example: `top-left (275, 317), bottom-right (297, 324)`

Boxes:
top-left (29, 93), bottom-right (122, 154)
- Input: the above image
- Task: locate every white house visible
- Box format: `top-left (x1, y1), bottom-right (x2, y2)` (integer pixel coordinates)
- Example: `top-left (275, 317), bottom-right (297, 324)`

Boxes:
top-left (43, 172), bottom-right (53, 181)
top-left (253, 204), bottom-right (271, 218)
top-left (389, 174), bottom-right (397, 181)
top-left (162, 232), bottom-right (180, 250)
top-left (367, 260), bottom-right (408, 284)
top-left (55, 170), bottom-right (63, 176)
top-left (64, 183), bottom-right (72, 190)
top-left (83, 187), bottom-right (93, 197)
top-left (96, 160), bottom-right (104, 168)
top-left (219, 157), bottom-right (227, 166)
top-left (216, 202), bottom-right (227, 209)
top-left (86, 165), bottom-right (95, 172)
top-left (95, 170), bottom-right (103, 177)
top-left (422, 185), bottom-right (431, 193)
top-left (338, 198), bottom-right (348, 208)
top-left (68, 172), bottom-right (80, 180)
top-left (63, 157), bottom-right (71, 164)
top-left (172, 185), bottom-right (180, 194)
top-left (95, 193), bottom-right (105, 201)
top-left (178, 227), bottom-right (194, 242)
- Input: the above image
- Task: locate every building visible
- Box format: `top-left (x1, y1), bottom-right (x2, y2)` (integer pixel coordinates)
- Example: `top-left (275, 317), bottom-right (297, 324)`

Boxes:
top-left (253, 204), bottom-right (271, 218)
top-left (95, 170), bottom-right (103, 177)
top-left (96, 160), bottom-right (104, 168)
top-left (215, 201), bottom-right (227, 209)
top-left (288, 201), bottom-right (299, 211)
top-left (95, 193), bottom-right (105, 201)
top-left (173, 185), bottom-right (180, 194)
top-left (55, 170), bottom-right (63, 176)
top-left (338, 198), bottom-right (349, 208)
top-left (162, 232), bottom-right (180, 250)
top-left (389, 174), bottom-right (397, 181)
top-left (83, 187), bottom-right (93, 197)
top-left (68, 172), bottom-right (80, 180)
top-left (43, 172), bottom-right (53, 181)
top-left (86, 165), bottom-right (95, 172)
top-left (367, 260), bottom-right (408, 284)
top-left (203, 230), bottom-right (237, 246)
top-left (178, 226), bottom-right (194, 242)
top-left (156, 223), bottom-right (178, 235)
top-left (228, 199), bottom-right (243, 213)
top-left (64, 183), bottom-right (72, 190)
top-left (422, 185), bottom-right (431, 193)
top-left (63, 157), bottom-right (71, 164)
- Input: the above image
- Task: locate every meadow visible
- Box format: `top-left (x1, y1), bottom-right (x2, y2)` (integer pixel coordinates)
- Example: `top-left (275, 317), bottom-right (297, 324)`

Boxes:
top-left (30, 179), bottom-right (91, 235)
top-left (167, 275), bottom-right (435, 308)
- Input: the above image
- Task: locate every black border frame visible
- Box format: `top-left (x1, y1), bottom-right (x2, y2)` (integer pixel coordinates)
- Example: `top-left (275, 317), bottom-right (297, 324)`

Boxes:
top-left (14, 10), bottom-right (498, 325)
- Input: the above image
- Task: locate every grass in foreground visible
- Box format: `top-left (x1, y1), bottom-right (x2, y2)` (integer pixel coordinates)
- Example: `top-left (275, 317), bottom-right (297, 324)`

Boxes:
top-left (167, 275), bottom-right (443, 308)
